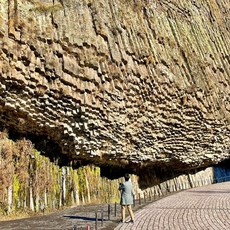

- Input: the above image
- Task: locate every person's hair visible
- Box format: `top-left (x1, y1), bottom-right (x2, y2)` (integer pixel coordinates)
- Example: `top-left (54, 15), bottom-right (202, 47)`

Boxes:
top-left (124, 173), bottom-right (130, 181)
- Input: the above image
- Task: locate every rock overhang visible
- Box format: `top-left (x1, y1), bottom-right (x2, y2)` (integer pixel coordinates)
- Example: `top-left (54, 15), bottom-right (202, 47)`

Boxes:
top-left (0, 0), bottom-right (230, 179)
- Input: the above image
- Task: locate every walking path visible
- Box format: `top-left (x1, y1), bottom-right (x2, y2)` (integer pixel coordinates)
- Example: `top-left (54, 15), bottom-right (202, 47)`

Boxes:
top-left (0, 182), bottom-right (229, 230)
top-left (114, 181), bottom-right (230, 230)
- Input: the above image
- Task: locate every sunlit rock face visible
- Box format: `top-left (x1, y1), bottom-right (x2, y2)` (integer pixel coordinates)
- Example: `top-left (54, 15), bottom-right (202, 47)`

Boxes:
top-left (0, 0), bottom-right (229, 176)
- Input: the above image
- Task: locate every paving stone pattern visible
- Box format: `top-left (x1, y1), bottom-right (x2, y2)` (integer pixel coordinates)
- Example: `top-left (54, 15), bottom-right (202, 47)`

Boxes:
top-left (115, 182), bottom-right (230, 230)
top-left (0, 182), bottom-right (229, 230)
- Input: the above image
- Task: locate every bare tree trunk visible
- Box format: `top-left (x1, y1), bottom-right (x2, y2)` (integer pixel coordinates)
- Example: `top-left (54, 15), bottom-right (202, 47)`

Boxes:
top-left (23, 192), bottom-right (27, 209)
top-left (59, 190), bottom-right (62, 208)
top-left (81, 193), bottom-right (85, 204)
top-left (75, 188), bottom-right (80, 205)
top-left (7, 185), bottom-right (13, 214)
top-left (35, 192), bottom-right (39, 212)
top-left (44, 190), bottom-right (48, 208)
top-left (62, 167), bottom-right (66, 206)
top-left (84, 173), bottom-right (91, 203)
top-left (70, 188), bottom-right (74, 206)
top-left (29, 186), bottom-right (34, 211)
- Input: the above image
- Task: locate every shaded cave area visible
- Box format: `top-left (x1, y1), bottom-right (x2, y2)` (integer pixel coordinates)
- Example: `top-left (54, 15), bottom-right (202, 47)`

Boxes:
top-left (0, 122), bottom-right (131, 176)
top-left (1, 123), bottom-right (229, 190)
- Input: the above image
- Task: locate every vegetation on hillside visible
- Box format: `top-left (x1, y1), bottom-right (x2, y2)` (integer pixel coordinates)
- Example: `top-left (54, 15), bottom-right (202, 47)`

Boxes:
top-left (0, 130), bottom-right (120, 218)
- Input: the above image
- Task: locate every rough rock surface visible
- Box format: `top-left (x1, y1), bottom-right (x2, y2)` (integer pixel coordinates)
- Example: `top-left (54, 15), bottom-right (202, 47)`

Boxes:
top-left (0, 0), bottom-right (230, 176)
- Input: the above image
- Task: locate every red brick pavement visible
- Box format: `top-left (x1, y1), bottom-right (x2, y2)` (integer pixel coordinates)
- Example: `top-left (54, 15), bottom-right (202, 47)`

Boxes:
top-left (114, 182), bottom-right (230, 230)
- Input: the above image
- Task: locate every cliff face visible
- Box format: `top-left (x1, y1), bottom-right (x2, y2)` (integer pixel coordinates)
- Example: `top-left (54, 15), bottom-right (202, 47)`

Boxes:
top-left (0, 0), bottom-right (230, 176)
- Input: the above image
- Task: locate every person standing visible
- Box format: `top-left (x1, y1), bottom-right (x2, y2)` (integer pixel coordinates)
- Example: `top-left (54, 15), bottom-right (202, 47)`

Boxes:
top-left (119, 173), bottom-right (135, 223)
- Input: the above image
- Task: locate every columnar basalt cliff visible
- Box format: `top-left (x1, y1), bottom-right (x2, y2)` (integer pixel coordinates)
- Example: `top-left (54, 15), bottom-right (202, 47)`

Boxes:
top-left (0, 0), bottom-right (230, 180)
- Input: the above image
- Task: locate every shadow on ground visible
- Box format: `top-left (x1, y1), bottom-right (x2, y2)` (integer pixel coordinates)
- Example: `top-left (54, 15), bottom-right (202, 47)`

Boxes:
top-left (63, 215), bottom-right (104, 222)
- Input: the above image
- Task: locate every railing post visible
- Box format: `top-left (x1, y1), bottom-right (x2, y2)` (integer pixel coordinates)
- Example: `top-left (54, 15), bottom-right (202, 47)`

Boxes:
top-left (95, 211), bottom-right (98, 230)
top-left (108, 204), bottom-right (111, 221)
top-left (101, 209), bottom-right (104, 226)
top-left (114, 202), bottom-right (117, 217)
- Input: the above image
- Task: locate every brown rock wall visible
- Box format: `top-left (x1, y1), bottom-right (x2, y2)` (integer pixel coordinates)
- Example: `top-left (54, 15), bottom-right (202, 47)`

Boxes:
top-left (0, 0), bottom-right (229, 174)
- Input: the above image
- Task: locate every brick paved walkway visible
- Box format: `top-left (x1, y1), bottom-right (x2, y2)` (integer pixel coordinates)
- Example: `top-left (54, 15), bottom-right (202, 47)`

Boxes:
top-left (114, 182), bottom-right (230, 230)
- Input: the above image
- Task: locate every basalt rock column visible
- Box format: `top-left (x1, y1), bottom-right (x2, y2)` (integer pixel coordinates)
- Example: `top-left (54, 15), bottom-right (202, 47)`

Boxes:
top-left (0, 0), bottom-right (229, 176)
